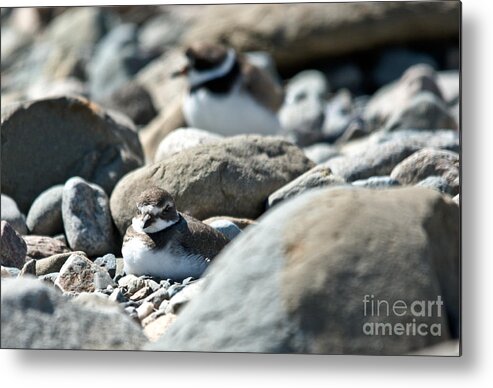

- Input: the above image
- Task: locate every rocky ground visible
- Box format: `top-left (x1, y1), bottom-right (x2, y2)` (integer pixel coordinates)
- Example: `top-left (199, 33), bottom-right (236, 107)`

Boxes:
top-left (1, 4), bottom-right (460, 355)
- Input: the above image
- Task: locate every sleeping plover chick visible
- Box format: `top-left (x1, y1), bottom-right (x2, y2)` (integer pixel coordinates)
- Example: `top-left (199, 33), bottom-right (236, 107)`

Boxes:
top-left (173, 41), bottom-right (284, 136)
top-left (122, 187), bottom-right (230, 281)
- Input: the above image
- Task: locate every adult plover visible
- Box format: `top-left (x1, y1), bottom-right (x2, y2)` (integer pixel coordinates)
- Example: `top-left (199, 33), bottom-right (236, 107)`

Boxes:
top-left (173, 42), bottom-right (284, 136)
top-left (122, 187), bottom-right (230, 281)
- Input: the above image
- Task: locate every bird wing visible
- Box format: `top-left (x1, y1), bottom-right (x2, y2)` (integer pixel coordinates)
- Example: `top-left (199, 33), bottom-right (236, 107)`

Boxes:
top-left (240, 56), bottom-right (284, 113)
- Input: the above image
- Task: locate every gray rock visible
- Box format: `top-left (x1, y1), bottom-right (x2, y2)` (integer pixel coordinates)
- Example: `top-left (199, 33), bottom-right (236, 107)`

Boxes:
top-left (24, 235), bottom-right (70, 261)
top-left (352, 176), bottom-right (400, 189)
top-left (165, 279), bottom-right (205, 315)
top-left (208, 220), bottom-right (241, 241)
top-left (138, 12), bottom-right (187, 54)
top-left (144, 288), bottom-right (169, 309)
top-left (384, 92), bottom-right (458, 132)
top-left (244, 51), bottom-right (282, 84)
top-left (417, 176), bottom-right (455, 195)
top-left (154, 128), bottom-right (223, 163)
top-left (1, 266), bottom-right (21, 278)
top-left (26, 185), bottom-right (64, 236)
top-left (373, 48), bottom-right (438, 87)
top-left (110, 135), bottom-right (314, 235)
top-left (279, 70), bottom-right (329, 147)
top-left (55, 254), bottom-right (115, 294)
top-left (88, 23), bottom-right (156, 101)
top-left (1, 194), bottom-right (28, 235)
top-left (390, 148), bottom-right (459, 195)
top-left (1, 96), bottom-right (144, 213)
top-left (0, 221), bottom-right (27, 269)
top-left (364, 64), bottom-right (445, 131)
top-left (1, 277), bottom-right (146, 349)
top-left (267, 165), bottom-right (346, 208)
top-left (26, 77), bottom-right (88, 101)
top-left (35, 251), bottom-right (86, 277)
top-left (322, 89), bottom-right (355, 141)
top-left (101, 81), bottom-right (157, 126)
top-left (203, 216), bottom-right (256, 231)
top-left (62, 177), bottom-right (116, 256)
top-left (118, 274), bottom-right (146, 296)
top-left (303, 143), bottom-right (340, 164)
top-left (94, 254), bottom-right (117, 279)
top-left (325, 129), bottom-right (459, 182)
top-left (150, 186), bottom-right (459, 354)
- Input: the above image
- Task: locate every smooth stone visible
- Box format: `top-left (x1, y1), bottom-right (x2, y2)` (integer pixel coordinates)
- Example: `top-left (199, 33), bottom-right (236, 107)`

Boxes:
top-left (130, 286), bottom-right (152, 301)
top-left (390, 148), bottom-right (459, 195)
top-left (35, 251), bottom-right (86, 276)
top-left (62, 177), bottom-right (116, 256)
top-left (267, 165), bottom-right (346, 209)
top-left (150, 186), bottom-right (459, 354)
top-left (88, 23), bottom-right (156, 101)
top-left (384, 91), bottom-right (458, 132)
top-left (55, 254), bottom-right (115, 294)
top-left (137, 301), bottom-right (155, 321)
top-left (1, 194), bottom-right (28, 235)
top-left (364, 64), bottom-right (445, 132)
top-left (417, 176), bottom-right (454, 195)
top-left (303, 143), bottom-right (340, 164)
top-left (144, 314), bottom-right (177, 342)
top-left (1, 96), bottom-right (144, 213)
top-left (26, 185), bottom-right (64, 236)
top-left (24, 235), bottom-right (70, 261)
top-left (0, 221), bottom-right (27, 269)
top-left (279, 70), bottom-right (329, 147)
top-left (208, 220), bottom-right (241, 241)
top-left (109, 288), bottom-right (127, 303)
top-left (322, 89), bottom-right (355, 142)
top-left (1, 277), bottom-right (146, 349)
top-left (101, 81), bottom-right (157, 126)
top-left (1, 266), bottom-right (21, 278)
top-left (154, 127), bottom-right (223, 163)
top-left (202, 216), bottom-right (256, 230)
top-left (110, 135), bottom-right (314, 235)
top-left (325, 129), bottom-right (459, 182)
top-left (352, 176), bottom-right (400, 189)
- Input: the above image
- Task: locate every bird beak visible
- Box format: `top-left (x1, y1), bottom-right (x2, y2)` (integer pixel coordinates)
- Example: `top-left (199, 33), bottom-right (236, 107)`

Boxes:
top-left (142, 214), bottom-right (153, 229)
top-left (171, 65), bottom-right (189, 78)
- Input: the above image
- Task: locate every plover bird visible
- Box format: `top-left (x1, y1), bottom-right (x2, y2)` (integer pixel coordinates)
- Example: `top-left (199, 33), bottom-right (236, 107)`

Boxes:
top-left (122, 186), bottom-right (230, 281)
top-left (173, 42), bottom-right (284, 136)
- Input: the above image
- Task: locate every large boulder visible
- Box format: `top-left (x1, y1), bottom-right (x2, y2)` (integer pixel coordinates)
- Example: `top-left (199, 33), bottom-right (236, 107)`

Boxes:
top-left (184, 2), bottom-right (459, 72)
top-left (110, 136), bottom-right (314, 235)
top-left (1, 96), bottom-right (144, 213)
top-left (1, 277), bottom-right (147, 350)
top-left (150, 186), bottom-right (459, 354)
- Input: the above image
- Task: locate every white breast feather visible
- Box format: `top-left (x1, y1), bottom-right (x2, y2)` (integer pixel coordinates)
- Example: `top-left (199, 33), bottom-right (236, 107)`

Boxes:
top-left (122, 236), bottom-right (208, 281)
top-left (183, 82), bottom-right (282, 136)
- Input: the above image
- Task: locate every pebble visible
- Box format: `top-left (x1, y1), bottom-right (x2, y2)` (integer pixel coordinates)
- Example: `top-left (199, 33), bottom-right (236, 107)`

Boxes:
top-left (19, 259), bottom-right (37, 277)
top-left (109, 288), bottom-right (127, 304)
top-left (144, 288), bottom-right (169, 309)
top-left (62, 177), bottom-right (116, 257)
top-left (94, 254), bottom-right (117, 279)
top-left (118, 274), bottom-right (146, 295)
top-left (208, 220), bottom-right (241, 241)
top-left (352, 176), bottom-right (401, 189)
top-left (130, 286), bottom-right (152, 301)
